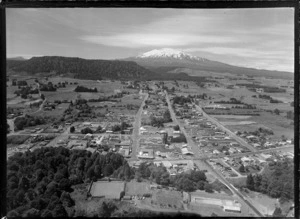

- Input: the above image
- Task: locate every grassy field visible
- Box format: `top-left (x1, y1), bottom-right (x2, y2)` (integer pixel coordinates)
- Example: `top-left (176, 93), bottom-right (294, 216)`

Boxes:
top-left (242, 190), bottom-right (279, 216)
top-left (220, 121), bottom-right (256, 126)
top-left (120, 94), bottom-right (143, 105)
top-left (125, 180), bottom-right (152, 196)
top-left (226, 177), bottom-right (247, 188)
top-left (223, 112), bottom-right (293, 140)
top-left (34, 102), bottom-right (70, 118)
top-left (70, 183), bottom-right (107, 217)
top-left (212, 115), bottom-right (252, 119)
top-left (250, 112), bottom-right (293, 139)
top-left (40, 77), bottom-right (125, 102)
top-left (90, 181), bottom-right (124, 199)
top-left (151, 189), bottom-right (183, 209)
top-left (42, 90), bottom-right (79, 102)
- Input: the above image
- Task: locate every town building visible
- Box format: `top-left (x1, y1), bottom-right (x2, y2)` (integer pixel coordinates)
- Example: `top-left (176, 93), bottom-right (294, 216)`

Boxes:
top-left (138, 149), bottom-right (154, 159)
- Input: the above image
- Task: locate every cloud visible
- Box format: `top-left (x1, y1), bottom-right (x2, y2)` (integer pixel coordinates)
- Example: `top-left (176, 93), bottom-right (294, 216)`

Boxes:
top-left (80, 33), bottom-right (236, 48)
top-left (184, 47), bottom-right (293, 72)
top-left (185, 47), bottom-right (290, 58)
top-left (7, 53), bottom-right (44, 59)
top-left (6, 8), bottom-right (294, 72)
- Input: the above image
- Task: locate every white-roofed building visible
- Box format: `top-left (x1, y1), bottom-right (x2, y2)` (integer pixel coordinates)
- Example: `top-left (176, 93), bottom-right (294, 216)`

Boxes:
top-left (223, 199), bottom-right (241, 213)
top-left (260, 153), bottom-right (272, 159)
top-left (84, 133), bottom-right (93, 139)
top-left (181, 148), bottom-right (194, 155)
top-left (162, 161), bottom-right (172, 169)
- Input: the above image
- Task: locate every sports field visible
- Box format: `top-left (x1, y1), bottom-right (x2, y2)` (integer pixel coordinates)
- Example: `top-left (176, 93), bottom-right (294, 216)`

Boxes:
top-left (90, 181), bottom-right (125, 199)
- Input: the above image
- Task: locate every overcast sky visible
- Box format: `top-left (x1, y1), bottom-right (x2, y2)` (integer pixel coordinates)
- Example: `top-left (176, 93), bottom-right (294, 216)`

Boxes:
top-left (7, 8), bottom-right (294, 72)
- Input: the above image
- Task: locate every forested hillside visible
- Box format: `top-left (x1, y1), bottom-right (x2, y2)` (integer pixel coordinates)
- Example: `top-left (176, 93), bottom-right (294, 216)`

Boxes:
top-left (7, 56), bottom-right (155, 80)
top-left (7, 57), bottom-right (215, 82)
top-left (6, 147), bottom-right (134, 217)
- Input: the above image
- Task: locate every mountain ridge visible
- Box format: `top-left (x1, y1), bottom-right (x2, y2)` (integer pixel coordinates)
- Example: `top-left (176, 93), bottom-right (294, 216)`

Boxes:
top-left (7, 56), bottom-right (157, 80)
top-left (6, 50), bottom-right (293, 80)
top-left (124, 48), bottom-right (293, 79)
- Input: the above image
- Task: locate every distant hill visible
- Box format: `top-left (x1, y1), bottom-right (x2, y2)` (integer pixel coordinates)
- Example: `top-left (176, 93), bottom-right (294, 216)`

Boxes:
top-left (7, 57), bottom-right (27, 70)
top-left (6, 56), bottom-right (157, 80)
top-left (7, 56), bottom-right (27, 61)
top-left (124, 48), bottom-right (293, 79)
top-left (6, 56), bottom-right (213, 82)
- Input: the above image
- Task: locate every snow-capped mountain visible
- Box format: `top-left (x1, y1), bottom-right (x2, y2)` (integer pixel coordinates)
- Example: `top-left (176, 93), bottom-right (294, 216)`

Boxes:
top-left (124, 48), bottom-right (292, 79)
top-left (124, 48), bottom-right (227, 70)
top-left (136, 48), bottom-right (207, 62)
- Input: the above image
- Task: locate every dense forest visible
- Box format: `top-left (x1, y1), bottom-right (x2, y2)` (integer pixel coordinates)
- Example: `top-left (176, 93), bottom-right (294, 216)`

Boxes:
top-left (7, 145), bottom-right (222, 217)
top-left (7, 147), bottom-right (134, 217)
top-left (245, 158), bottom-right (294, 202)
top-left (7, 57), bottom-right (215, 82)
top-left (7, 56), bottom-right (155, 80)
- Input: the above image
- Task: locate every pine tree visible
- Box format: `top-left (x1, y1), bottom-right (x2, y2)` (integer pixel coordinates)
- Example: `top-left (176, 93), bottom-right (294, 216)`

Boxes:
top-left (239, 164), bottom-right (245, 173)
top-left (254, 174), bottom-right (262, 191)
top-left (246, 174), bottom-right (255, 190)
top-left (273, 207), bottom-right (283, 217)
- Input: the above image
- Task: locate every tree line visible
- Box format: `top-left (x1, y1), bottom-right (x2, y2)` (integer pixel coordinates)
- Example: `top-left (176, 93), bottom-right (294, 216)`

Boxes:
top-left (7, 147), bottom-right (134, 217)
top-left (14, 115), bottom-right (49, 131)
top-left (14, 86), bottom-right (39, 99)
top-left (74, 85), bottom-right (97, 93)
top-left (245, 158), bottom-right (294, 203)
top-left (8, 56), bottom-right (153, 80)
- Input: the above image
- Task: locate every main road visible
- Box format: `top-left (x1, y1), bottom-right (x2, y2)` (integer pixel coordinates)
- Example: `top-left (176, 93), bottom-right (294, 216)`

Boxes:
top-left (194, 104), bottom-right (258, 153)
top-left (131, 91), bottom-right (149, 160)
top-left (165, 91), bottom-right (264, 217)
top-left (199, 159), bottom-right (264, 217)
top-left (164, 91), bottom-right (203, 158)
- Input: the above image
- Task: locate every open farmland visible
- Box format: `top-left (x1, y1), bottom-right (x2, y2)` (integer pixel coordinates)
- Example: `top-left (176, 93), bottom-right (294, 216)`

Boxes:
top-left (212, 115), bottom-right (252, 119)
top-left (220, 121), bottom-right (256, 126)
top-left (34, 102), bottom-right (70, 117)
top-left (225, 112), bottom-right (293, 140)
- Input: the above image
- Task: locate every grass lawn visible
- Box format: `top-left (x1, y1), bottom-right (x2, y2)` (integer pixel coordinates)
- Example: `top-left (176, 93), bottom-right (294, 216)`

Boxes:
top-left (90, 181), bottom-right (124, 199)
top-left (152, 189), bottom-right (183, 209)
top-left (243, 190), bottom-right (279, 216)
top-left (226, 177), bottom-right (247, 188)
top-left (125, 180), bottom-right (151, 196)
